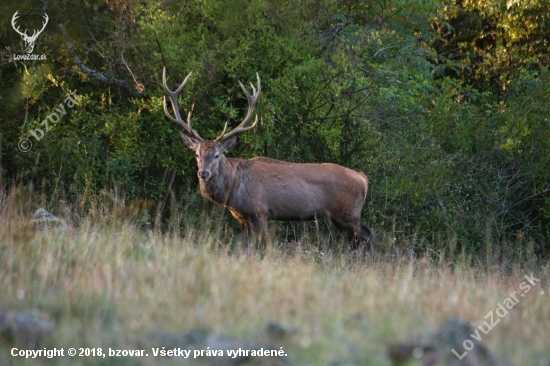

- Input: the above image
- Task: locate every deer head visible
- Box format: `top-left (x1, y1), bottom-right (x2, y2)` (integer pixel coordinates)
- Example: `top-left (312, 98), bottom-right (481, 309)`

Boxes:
top-left (162, 68), bottom-right (261, 180)
top-left (11, 11), bottom-right (49, 54)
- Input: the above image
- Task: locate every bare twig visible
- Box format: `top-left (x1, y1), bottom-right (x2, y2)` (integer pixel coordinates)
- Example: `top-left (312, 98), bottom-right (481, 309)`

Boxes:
top-left (501, 185), bottom-right (550, 215)
top-left (154, 168), bottom-right (177, 231)
top-left (58, 23), bottom-right (147, 98)
top-left (373, 45), bottom-right (396, 58)
top-left (121, 50), bottom-right (144, 93)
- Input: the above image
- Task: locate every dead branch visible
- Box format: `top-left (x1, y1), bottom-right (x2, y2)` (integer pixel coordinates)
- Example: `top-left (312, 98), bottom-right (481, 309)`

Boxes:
top-left (58, 23), bottom-right (147, 98)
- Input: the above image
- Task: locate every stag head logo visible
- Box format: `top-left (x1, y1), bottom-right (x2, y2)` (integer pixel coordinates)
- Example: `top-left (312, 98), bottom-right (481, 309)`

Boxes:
top-left (11, 11), bottom-right (49, 54)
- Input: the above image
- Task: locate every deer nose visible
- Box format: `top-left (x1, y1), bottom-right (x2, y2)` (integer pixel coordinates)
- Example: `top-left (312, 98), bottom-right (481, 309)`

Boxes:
top-left (198, 170), bottom-right (211, 180)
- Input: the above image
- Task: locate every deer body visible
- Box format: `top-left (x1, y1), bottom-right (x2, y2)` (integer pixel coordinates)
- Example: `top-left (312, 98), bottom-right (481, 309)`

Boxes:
top-left (163, 69), bottom-right (372, 250)
top-left (206, 156), bottom-right (367, 216)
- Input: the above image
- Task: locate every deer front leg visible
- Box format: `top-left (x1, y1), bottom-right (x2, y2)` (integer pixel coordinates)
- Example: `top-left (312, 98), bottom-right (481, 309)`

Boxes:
top-left (229, 210), bottom-right (267, 253)
top-left (249, 215), bottom-right (268, 252)
top-left (228, 209), bottom-right (252, 253)
top-left (239, 222), bottom-right (253, 253)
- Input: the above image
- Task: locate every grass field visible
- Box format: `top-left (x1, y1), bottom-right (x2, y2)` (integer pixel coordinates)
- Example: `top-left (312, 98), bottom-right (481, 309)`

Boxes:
top-left (0, 188), bottom-right (548, 365)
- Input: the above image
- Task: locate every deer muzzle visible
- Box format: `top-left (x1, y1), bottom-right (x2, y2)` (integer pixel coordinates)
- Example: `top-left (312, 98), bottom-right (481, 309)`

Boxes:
top-left (198, 170), bottom-right (211, 180)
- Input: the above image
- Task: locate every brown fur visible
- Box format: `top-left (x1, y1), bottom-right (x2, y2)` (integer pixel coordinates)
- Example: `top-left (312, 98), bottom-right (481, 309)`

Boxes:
top-left (186, 137), bottom-right (373, 251)
top-left (165, 71), bottom-right (371, 251)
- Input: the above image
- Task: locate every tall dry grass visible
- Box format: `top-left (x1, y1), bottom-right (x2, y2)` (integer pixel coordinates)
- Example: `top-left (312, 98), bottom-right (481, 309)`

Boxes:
top-left (0, 186), bottom-right (548, 365)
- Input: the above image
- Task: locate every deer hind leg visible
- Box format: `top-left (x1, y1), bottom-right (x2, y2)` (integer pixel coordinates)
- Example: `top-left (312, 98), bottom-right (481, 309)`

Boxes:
top-left (331, 219), bottom-right (370, 251)
top-left (360, 224), bottom-right (373, 254)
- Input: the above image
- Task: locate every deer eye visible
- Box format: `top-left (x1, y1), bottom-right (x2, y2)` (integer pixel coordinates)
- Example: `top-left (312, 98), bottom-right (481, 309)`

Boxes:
top-left (215, 154), bottom-right (219, 159)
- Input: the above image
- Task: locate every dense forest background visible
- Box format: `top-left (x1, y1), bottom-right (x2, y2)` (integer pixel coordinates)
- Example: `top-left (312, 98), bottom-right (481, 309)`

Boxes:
top-left (1, 0), bottom-right (549, 256)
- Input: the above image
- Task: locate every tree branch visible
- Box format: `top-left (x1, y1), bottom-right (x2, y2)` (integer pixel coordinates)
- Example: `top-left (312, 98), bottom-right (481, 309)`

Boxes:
top-left (58, 23), bottom-right (147, 98)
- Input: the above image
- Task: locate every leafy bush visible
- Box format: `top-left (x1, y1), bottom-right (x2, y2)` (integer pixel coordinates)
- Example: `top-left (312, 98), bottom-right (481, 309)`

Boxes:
top-left (1, 0), bottom-right (548, 256)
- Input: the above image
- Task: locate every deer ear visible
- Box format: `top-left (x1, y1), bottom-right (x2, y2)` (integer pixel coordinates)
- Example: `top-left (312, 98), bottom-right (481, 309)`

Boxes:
top-left (220, 136), bottom-right (238, 152)
top-left (180, 132), bottom-right (198, 150)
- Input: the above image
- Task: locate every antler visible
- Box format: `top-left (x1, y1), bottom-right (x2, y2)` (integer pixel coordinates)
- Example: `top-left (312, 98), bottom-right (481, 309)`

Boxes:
top-left (215, 73), bottom-right (261, 142)
top-left (162, 67), bottom-right (204, 141)
top-left (11, 12), bottom-right (48, 40)
top-left (30, 13), bottom-right (49, 41)
top-left (11, 11), bottom-right (27, 38)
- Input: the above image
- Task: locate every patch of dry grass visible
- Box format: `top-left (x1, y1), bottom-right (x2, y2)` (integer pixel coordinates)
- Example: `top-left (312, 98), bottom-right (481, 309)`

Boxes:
top-left (0, 187), bottom-right (548, 365)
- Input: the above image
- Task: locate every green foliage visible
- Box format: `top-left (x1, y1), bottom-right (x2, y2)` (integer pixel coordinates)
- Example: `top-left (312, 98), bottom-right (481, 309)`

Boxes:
top-left (0, 0), bottom-right (549, 256)
top-left (434, 0), bottom-right (550, 89)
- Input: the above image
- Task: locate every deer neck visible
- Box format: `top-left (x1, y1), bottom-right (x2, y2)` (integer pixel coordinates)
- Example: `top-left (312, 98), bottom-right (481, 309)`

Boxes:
top-left (199, 156), bottom-right (237, 205)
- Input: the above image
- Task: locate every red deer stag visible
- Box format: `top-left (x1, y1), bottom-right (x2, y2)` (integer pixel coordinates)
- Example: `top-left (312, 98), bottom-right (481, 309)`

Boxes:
top-left (162, 68), bottom-right (372, 251)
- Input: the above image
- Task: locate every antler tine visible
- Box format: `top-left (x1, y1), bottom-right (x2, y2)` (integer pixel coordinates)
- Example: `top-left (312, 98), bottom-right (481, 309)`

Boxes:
top-left (162, 68), bottom-right (190, 126)
top-left (11, 11), bottom-right (26, 37)
top-left (162, 67), bottom-right (204, 141)
top-left (215, 73), bottom-right (261, 142)
top-left (218, 121), bottom-right (229, 139)
top-left (29, 13), bottom-right (49, 39)
top-left (37, 13), bottom-right (49, 35)
top-left (186, 110), bottom-right (203, 141)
